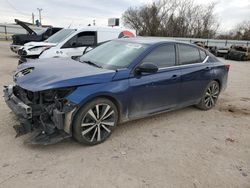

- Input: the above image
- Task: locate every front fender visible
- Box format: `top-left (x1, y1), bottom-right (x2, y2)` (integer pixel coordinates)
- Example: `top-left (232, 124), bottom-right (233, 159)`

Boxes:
top-left (66, 80), bottom-right (130, 130)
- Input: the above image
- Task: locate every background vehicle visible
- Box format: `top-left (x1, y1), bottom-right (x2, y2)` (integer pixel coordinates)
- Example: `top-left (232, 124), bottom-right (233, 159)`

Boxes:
top-left (4, 38), bottom-right (229, 145)
top-left (225, 45), bottom-right (250, 61)
top-left (18, 27), bottom-right (135, 61)
top-left (214, 47), bottom-right (229, 57)
top-left (10, 19), bottom-right (62, 53)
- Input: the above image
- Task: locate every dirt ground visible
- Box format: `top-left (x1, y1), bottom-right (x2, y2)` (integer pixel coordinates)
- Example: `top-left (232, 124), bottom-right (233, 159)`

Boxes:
top-left (0, 40), bottom-right (250, 188)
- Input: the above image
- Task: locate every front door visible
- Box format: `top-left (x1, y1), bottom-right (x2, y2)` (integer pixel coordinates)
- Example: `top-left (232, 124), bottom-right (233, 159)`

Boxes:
top-left (128, 44), bottom-right (181, 118)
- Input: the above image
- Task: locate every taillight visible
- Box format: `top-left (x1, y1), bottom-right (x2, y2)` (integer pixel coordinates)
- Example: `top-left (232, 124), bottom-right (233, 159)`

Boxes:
top-left (225, 64), bottom-right (230, 71)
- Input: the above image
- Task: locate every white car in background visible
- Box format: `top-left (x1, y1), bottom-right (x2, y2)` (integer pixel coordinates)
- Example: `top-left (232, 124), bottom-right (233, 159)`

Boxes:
top-left (18, 27), bottom-right (135, 61)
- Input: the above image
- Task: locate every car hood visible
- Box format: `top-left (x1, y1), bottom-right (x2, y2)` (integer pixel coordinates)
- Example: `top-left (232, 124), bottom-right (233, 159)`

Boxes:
top-left (15, 58), bottom-right (116, 92)
top-left (15, 19), bottom-right (35, 35)
top-left (24, 41), bottom-right (57, 48)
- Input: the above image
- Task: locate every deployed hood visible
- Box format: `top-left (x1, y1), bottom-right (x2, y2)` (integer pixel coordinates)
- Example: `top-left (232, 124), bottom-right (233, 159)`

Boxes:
top-left (15, 19), bottom-right (36, 35)
top-left (24, 41), bottom-right (57, 47)
top-left (15, 58), bottom-right (116, 92)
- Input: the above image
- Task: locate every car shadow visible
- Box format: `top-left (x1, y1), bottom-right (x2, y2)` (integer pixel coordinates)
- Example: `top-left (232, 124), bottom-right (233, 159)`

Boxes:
top-left (23, 106), bottom-right (201, 151)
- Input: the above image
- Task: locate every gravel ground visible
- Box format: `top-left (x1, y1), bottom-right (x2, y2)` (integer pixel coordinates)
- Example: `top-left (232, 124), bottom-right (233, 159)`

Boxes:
top-left (0, 41), bottom-right (250, 188)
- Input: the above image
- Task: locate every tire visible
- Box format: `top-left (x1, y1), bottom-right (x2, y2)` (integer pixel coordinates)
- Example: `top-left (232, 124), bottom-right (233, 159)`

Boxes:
top-left (73, 98), bottom-right (118, 145)
top-left (196, 81), bottom-right (220, 110)
top-left (241, 55), bottom-right (246, 61)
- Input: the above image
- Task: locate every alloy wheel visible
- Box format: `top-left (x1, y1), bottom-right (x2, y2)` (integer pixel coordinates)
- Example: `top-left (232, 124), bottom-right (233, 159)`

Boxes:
top-left (81, 103), bottom-right (115, 143)
top-left (204, 82), bottom-right (219, 108)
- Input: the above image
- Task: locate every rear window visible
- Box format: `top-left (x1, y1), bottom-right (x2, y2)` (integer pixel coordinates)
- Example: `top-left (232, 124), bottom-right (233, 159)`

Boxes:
top-left (200, 49), bottom-right (207, 61)
top-left (178, 44), bottom-right (201, 65)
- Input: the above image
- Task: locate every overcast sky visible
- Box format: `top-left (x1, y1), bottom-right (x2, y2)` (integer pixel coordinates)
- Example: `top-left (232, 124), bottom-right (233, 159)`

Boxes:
top-left (0, 0), bottom-right (249, 33)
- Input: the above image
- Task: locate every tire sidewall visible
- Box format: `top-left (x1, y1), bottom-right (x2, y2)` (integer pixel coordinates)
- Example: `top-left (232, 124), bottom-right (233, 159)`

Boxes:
top-left (73, 98), bottom-right (118, 145)
top-left (198, 80), bottom-right (220, 110)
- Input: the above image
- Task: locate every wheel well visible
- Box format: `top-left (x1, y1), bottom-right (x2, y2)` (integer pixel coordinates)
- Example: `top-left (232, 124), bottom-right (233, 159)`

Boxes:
top-left (70, 95), bottom-right (122, 135)
top-left (75, 95), bottom-right (121, 121)
top-left (213, 79), bottom-right (221, 90)
top-left (97, 95), bottom-right (121, 120)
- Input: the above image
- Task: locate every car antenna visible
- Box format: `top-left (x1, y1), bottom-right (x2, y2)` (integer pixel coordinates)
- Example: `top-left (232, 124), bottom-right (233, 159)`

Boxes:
top-left (67, 21), bottom-right (73, 28)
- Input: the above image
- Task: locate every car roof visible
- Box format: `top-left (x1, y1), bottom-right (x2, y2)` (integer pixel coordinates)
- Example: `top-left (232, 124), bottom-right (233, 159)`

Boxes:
top-left (114, 37), bottom-right (189, 45)
top-left (74, 26), bottom-right (134, 33)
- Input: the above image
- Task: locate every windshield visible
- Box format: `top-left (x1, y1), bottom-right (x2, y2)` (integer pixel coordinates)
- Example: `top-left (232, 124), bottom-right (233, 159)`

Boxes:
top-left (80, 40), bottom-right (148, 69)
top-left (45, 29), bottom-right (75, 43)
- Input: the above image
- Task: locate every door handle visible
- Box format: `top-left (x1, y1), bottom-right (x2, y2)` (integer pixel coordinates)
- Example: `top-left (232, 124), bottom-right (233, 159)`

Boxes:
top-left (205, 67), bottom-right (212, 70)
top-left (171, 75), bottom-right (178, 79)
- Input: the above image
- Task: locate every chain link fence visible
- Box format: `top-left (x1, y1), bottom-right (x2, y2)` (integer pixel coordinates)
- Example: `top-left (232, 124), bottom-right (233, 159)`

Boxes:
top-left (1, 24), bottom-right (249, 48)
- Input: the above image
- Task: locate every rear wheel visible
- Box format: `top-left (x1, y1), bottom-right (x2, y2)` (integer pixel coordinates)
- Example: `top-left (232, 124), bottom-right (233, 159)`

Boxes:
top-left (196, 81), bottom-right (220, 110)
top-left (73, 98), bottom-right (118, 145)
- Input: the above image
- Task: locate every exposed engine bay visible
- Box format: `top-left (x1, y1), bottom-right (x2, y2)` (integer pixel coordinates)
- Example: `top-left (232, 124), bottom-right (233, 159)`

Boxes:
top-left (4, 85), bottom-right (76, 145)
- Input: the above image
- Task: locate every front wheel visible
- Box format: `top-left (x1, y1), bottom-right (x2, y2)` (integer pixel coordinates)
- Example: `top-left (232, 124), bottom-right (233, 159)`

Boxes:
top-left (73, 98), bottom-right (118, 145)
top-left (196, 81), bottom-right (220, 110)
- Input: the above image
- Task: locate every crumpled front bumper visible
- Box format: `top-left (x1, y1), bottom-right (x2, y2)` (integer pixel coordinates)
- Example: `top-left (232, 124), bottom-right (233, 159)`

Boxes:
top-left (3, 85), bottom-right (32, 119)
top-left (3, 85), bottom-right (76, 145)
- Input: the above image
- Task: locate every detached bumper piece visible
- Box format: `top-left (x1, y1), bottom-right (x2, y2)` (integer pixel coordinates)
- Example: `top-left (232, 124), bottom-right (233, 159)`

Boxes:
top-left (24, 130), bottom-right (71, 145)
top-left (18, 57), bottom-right (28, 65)
top-left (3, 85), bottom-right (74, 145)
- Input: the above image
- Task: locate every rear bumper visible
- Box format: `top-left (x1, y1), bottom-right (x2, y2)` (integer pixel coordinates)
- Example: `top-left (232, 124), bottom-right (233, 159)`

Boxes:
top-left (3, 85), bottom-right (32, 119)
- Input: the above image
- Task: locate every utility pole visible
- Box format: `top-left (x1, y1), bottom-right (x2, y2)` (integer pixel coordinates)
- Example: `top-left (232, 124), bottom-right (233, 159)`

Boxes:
top-left (32, 13), bottom-right (34, 25)
top-left (37, 8), bottom-right (43, 26)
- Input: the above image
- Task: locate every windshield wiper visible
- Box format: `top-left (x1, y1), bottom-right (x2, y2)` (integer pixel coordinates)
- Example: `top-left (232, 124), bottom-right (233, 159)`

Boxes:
top-left (81, 60), bottom-right (102, 68)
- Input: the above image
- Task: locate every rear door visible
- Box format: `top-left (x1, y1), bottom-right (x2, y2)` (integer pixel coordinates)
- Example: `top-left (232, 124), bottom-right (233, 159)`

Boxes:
top-left (177, 44), bottom-right (212, 106)
top-left (129, 44), bottom-right (181, 118)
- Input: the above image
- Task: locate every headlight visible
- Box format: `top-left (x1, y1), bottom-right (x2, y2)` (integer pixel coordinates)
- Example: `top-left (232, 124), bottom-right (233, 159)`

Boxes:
top-left (29, 46), bottom-right (51, 52)
top-left (42, 87), bottom-right (76, 102)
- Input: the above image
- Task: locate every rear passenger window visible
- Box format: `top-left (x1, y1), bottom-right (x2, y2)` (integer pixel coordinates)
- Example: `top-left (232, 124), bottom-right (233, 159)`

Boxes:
top-left (200, 49), bottom-right (207, 61)
top-left (178, 44), bottom-right (201, 65)
top-left (142, 44), bottom-right (175, 68)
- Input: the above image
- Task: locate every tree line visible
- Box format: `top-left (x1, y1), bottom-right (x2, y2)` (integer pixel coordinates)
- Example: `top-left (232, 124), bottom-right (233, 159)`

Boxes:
top-left (122, 0), bottom-right (250, 40)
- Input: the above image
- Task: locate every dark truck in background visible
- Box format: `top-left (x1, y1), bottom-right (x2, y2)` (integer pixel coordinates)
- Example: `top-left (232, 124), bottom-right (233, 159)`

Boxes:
top-left (10, 19), bottom-right (62, 53)
top-left (225, 45), bottom-right (250, 61)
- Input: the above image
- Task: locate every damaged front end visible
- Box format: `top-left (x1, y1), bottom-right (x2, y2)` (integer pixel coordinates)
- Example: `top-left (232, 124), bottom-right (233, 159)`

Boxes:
top-left (3, 85), bottom-right (77, 145)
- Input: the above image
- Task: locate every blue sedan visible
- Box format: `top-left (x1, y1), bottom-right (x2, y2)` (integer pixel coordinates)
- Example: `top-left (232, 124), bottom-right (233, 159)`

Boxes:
top-left (4, 37), bottom-right (230, 145)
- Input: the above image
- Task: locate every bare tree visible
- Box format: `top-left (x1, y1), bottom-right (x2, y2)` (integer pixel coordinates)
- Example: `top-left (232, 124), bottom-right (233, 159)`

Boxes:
top-left (217, 21), bottom-right (250, 40)
top-left (122, 0), bottom-right (219, 38)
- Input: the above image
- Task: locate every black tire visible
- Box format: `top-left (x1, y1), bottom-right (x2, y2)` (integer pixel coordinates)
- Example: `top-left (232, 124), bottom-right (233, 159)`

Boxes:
top-left (196, 80), bottom-right (220, 110)
top-left (241, 55), bottom-right (246, 61)
top-left (73, 98), bottom-right (118, 145)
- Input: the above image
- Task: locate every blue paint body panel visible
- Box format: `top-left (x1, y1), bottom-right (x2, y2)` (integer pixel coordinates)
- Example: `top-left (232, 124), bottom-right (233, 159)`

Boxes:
top-left (14, 39), bottom-right (229, 124)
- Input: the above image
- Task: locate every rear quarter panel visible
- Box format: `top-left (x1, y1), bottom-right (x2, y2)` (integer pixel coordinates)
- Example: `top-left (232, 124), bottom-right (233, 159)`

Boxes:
top-left (208, 56), bottom-right (228, 92)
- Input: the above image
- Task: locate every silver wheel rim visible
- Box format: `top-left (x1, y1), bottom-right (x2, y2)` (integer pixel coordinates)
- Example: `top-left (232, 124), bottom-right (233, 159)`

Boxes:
top-left (81, 103), bottom-right (115, 143)
top-left (204, 82), bottom-right (219, 108)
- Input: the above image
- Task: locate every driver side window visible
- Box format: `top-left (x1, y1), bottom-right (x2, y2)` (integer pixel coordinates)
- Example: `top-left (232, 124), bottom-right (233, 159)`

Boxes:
top-left (62, 31), bottom-right (97, 48)
top-left (142, 44), bottom-right (176, 68)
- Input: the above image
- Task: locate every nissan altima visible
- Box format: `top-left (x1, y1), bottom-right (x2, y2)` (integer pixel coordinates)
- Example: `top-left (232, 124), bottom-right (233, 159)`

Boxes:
top-left (3, 37), bottom-right (229, 145)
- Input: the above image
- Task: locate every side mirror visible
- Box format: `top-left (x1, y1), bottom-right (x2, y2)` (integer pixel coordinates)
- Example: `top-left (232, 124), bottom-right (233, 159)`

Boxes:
top-left (135, 63), bottom-right (158, 74)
